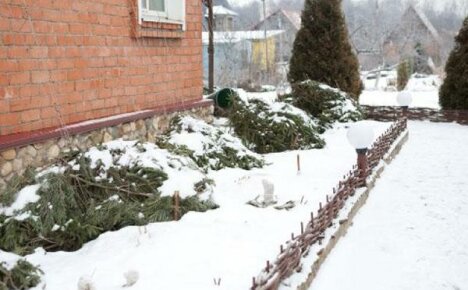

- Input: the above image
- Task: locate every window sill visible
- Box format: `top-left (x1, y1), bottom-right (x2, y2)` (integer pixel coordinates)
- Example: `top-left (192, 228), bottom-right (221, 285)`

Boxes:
top-left (134, 21), bottom-right (184, 39)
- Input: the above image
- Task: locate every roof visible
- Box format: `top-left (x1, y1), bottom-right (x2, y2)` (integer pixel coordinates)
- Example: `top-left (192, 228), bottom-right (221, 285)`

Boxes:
top-left (405, 5), bottom-right (442, 43)
top-left (206, 5), bottom-right (238, 17)
top-left (282, 10), bottom-right (301, 30)
top-left (252, 9), bottom-right (302, 31)
top-left (202, 30), bottom-right (284, 45)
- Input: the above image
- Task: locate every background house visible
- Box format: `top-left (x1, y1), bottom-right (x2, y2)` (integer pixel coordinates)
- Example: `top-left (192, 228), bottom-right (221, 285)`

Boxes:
top-left (252, 9), bottom-right (301, 63)
top-left (202, 4), bottom-right (284, 88)
top-left (383, 5), bottom-right (443, 71)
top-left (0, 0), bottom-right (211, 188)
top-left (202, 30), bottom-right (283, 87)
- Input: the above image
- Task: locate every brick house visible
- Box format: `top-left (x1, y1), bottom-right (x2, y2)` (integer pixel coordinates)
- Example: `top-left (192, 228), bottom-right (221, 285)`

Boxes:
top-left (0, 0), bottom-right (212, 188)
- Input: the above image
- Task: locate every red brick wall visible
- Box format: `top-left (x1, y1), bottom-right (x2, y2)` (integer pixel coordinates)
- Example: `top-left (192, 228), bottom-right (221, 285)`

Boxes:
top-left (0, 0), bottom-right (203, 136)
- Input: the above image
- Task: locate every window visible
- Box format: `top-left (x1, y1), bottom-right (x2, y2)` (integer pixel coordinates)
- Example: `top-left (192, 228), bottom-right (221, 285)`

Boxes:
top-left (141, 0), bottom-right (166, 17)
top-left (139, 0), bottom-right (186, 29)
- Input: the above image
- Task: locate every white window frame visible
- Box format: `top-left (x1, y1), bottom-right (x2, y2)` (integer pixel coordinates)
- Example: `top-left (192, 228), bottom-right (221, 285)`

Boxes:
top-left (140, 0), bottom-right (168, 19)
top-left (138, 0), bottom-right (186, 30)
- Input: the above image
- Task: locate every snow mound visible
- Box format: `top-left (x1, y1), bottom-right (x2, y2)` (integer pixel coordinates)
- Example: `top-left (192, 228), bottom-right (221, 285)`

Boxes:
top-left (228, 97), bottom-right (325, 153)
top-left (291, 80), bottom-right (363, 127)
top-left (159, 116), bottom-right (264, 171)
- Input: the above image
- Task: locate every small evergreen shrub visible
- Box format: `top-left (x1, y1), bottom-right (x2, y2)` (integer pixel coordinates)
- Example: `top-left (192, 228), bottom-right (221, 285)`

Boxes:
top-left (158, 116), bottom-right (264, 171)
top-left (228, 98), bottom-right (325, 154)
top-left (0, 260), bottom-right (42, 290)
top-left (290, 80), bottom-right (363, 127)
top-left (397, 60), bottom-right (412, 91)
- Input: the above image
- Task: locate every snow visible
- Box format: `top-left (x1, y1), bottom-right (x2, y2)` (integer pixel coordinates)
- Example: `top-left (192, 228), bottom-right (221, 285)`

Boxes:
top-left (169, 116), bottom-right (258, 158)
top-left (359, 74), bottom-right (441, 109)
top-left (206, 5), bottom-right (238, 17)
top-left (0, 250), bottom-right (22, 270)
top-left (17, 120), bottom-right (392, 290)
top-left (0, 184), bottom-right (41, 216)
top-left (68, 139), bottom-right (207, 198)
top-left (360, 90), bottom-right (440, 109)
top-left (308, 121), bottom-right (468, 290)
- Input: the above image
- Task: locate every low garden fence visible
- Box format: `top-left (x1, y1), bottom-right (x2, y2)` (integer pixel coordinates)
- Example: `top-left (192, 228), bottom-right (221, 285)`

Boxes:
top-left (362, 106), bottom-right (468, 125)
top-left (250, 118), bottom-right (408, 290)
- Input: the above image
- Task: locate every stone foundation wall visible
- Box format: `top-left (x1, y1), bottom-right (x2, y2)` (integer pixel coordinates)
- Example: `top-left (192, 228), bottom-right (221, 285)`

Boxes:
top-left (0, 105), bottom-right (213, 192)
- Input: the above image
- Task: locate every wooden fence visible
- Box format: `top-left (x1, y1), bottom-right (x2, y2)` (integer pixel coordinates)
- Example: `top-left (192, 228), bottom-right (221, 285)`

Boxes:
top-left (250, 118), bottom-right (408, 290)
top-left (362, 106), bottom-right (468, 125)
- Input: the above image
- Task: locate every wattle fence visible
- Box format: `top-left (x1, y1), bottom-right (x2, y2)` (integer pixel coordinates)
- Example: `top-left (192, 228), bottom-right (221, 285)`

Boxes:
top-left (250, 118), bottom-right (408, 290)
top-left (362, 106), bottom-right (468, 125)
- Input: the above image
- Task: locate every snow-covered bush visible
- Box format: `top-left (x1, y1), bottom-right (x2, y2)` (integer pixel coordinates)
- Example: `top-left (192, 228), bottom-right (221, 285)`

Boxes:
top-left (0, 258), bottom-right (42, 290)
top-left (290, 80), bottom-right (363, 127)
top-left (0, 141), bottom-right (217, 255)
top-left (228, 98), bottom-right (325, 153)
top-left (158, 116), bottom-right (264, 170)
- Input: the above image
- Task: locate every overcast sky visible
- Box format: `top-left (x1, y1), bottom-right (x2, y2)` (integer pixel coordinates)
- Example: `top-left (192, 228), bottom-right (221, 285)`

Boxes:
top-left (228, 0), bottom-right (467, 15)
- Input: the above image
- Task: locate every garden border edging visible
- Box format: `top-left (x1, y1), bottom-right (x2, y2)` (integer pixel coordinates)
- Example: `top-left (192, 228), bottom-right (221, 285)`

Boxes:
top-left (295, 130), bottom-right (409, 290)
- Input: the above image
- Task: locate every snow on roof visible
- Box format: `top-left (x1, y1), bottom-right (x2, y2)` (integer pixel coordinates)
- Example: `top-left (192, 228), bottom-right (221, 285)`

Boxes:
top-left (252, 9), bottom-right (302, 31)
top-left (202, 30), bottom-right (284, 44)
top-left (226, 0), bottom-right (255, 8)
top-left (282, 10), bottom-right (301, 30)
top-left (206, 5), bottom-right (238, 17)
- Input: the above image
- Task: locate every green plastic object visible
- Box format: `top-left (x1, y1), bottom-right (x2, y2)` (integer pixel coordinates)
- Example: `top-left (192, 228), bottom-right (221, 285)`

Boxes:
top-left (208, 88), bottom-right (238, 109)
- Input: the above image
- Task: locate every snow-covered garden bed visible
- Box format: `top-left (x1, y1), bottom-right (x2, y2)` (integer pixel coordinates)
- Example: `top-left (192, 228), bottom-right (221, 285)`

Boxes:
top-left (0, 88), bottom-right (383, 290)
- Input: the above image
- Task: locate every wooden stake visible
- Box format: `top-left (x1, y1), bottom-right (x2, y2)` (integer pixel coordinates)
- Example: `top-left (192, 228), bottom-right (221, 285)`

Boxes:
top-left (173, 190), bottom-right (180, 220)
top-left (297, 154), bottom-right (301, 174)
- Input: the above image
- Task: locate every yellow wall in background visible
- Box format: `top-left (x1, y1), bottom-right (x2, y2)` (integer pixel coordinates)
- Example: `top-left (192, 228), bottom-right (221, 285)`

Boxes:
top-left (252, 37), bottom-right (276, 70)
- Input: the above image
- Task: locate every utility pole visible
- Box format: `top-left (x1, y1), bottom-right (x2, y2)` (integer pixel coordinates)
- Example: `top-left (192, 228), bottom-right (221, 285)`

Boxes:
top-left (262, 0), bottom-right (270, 79)
top-left (204, 0), bottom-right (215, 93)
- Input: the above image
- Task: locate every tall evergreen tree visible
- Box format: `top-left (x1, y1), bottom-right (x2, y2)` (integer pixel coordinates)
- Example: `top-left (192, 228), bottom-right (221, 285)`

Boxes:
top-left (288, 0), bottom-right (363, 98)
top-left (440, 17), bottom-right (468, 110)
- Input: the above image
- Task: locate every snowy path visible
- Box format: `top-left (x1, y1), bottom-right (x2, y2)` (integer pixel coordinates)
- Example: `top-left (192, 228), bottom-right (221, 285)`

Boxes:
top-left (309, 121), bottom-right (468, 290)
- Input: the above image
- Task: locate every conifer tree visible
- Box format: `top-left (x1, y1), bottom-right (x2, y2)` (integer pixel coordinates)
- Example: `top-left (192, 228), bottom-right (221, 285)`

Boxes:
top-left (440, 17), bottom-right (468, 109)
top-left (288, 0), bottom-right (362, 98)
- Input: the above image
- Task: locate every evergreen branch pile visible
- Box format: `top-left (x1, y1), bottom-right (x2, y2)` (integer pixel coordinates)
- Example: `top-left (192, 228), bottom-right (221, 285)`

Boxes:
top-left (0, 260), bottom-right (42, 290)
top-left (158, 116), bottom-right (264, 170)
top-left (290, 80), bottom-right (363, 128)
top-left (228, 98), bottom-right (325, 154)
top-left (0, 142), bottom-right (218, 255)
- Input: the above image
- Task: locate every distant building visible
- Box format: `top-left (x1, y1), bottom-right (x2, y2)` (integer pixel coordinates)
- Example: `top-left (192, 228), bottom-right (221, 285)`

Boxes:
top-left (205, 5), bottom-right (239, 31)
top-left (252, 9), bottom-right (301, 62)
top-left (383, 5), bottom-right (443, 70)
top-left (202, 30), bottom-right (284, 87)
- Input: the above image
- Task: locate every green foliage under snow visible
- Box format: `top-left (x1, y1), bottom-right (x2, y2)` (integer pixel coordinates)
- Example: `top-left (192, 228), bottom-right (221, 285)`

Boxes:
top-left (0, 141), bottom-right (218, 256)
top-left (157, 116), bottom-right (265, 170)
top-left (228, 98), bottom-right (325, 154)
top-left (289, 80), bottom-right (363, 128)
top-left (0, 260), bottom-right (42, 290)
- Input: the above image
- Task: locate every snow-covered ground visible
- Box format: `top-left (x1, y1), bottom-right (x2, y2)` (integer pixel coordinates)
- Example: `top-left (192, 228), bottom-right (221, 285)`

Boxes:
top-left (16, 121), bottom-right (393, 290)
top-left (309, 121), bottom-right (468, 290)
top-left (359, 74), bottom-right (441, 109)
top-left (359, 91), bottom-right (440, 109)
